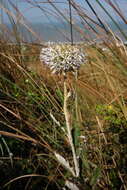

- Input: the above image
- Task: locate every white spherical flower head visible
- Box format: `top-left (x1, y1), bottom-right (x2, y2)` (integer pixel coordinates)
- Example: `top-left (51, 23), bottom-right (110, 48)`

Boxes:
top-left (40, 44), bottom-right (87, 74)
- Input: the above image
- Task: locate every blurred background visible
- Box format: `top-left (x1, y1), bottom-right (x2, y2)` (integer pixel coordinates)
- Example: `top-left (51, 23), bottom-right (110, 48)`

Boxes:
top-left (0, 0), bottom-right (127, 42)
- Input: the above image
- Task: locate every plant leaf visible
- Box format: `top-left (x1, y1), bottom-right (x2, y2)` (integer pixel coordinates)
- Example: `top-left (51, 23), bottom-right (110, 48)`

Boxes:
top-left (72, 127), bottom-right (80, 148)
top-left (90, 167), bottom-right (101, 186)
top-left (65, 180), bottom-right (79, 190)
top-left (54, 152), bottom-right (76, 177)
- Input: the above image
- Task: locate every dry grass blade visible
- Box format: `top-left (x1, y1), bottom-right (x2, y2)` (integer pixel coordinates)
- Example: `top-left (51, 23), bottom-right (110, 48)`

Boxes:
top-left (96, 116), bottom-right (108, 144)
top-left (0, 103), bottom-right (21, 120)
top-left (105, 0), bottom-right (127, 25)
top-left (4, 174), bottom-right (46, 188)
top-left (0, 131), bottom-right (38, 144)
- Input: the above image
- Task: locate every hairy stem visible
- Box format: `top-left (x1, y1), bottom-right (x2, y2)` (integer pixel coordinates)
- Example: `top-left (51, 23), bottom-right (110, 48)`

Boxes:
top-left (63, 79), bottom-right (79, 177)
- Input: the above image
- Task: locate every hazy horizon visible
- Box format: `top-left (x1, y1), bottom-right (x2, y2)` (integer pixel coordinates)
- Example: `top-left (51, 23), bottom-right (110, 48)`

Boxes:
top-left (1, 0), bottom-right (127, 42)
top-left (6, 21), bottom-right (127, 43)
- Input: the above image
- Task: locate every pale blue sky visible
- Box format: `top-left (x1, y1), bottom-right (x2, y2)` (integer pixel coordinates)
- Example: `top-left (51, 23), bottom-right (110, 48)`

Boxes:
top-left (1, 0), bottom-right (127, 42)
top-left (2, 0), bottom-right (127, 24)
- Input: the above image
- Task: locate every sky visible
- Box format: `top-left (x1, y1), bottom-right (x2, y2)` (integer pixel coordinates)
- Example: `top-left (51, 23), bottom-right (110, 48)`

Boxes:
top-left (1, 0), bottom-right (127, 24)
top-left (1, 0), bottom-right (127, 42)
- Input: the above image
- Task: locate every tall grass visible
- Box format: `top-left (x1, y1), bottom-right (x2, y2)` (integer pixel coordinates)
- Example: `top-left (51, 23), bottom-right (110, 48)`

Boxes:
top-left (0, 0), bottom-right (127, 189)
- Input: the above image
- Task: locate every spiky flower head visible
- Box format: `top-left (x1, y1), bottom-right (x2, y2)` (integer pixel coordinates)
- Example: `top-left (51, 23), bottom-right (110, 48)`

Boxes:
top-left (40, 44), bottom-right (87, 74)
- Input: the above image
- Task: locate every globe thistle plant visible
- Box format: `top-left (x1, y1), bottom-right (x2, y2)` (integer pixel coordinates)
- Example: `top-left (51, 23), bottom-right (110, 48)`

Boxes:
top-left (40, 43), bottom-right (87, 178)
top-left (40, 44), bottom-right (87, 74)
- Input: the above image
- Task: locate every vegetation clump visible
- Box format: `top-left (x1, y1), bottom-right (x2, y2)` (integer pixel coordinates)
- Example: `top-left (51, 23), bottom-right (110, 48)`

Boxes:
top-left (0, 0), bottom-right (127, 189)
